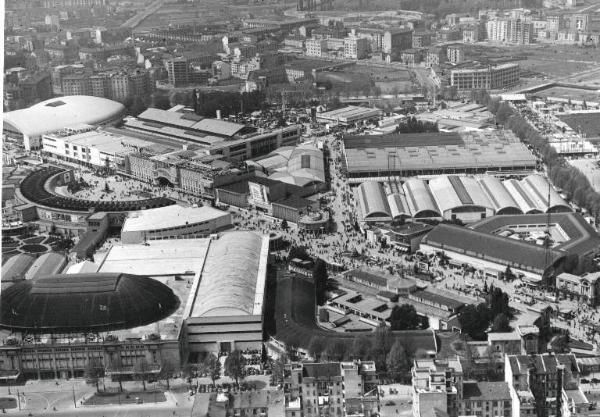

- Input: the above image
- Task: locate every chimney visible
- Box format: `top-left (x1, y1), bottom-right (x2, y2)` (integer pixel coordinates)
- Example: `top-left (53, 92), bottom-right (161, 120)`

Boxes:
top-left (216, 109), bottom-right (222, 119)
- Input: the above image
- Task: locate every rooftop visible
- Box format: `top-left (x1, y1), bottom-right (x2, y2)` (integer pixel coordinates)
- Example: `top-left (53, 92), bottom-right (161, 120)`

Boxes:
top-left (4, 96), bottom-right (126, 138)
top-left (189, 232), bottom-right (269, 317)
top-left (462, 381), bottom-right (511, 401)
top-left (0, 273), bottom-right (179, 332)
top-left (422, 224), bottom-right (566, 275)
top-left (470, 213), bottom-right (600, 256)
top-left (122, 205), bottom-right (230, 232)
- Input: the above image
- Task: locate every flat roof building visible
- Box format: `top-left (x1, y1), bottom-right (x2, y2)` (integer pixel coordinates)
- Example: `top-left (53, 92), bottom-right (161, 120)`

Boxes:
top-left (317, 106), bottom-right (382, 126)
top-left (342, 130), bottom-right (537, 181)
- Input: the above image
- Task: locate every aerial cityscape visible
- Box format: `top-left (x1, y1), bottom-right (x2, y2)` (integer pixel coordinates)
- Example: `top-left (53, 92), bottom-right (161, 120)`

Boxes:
top-left (2, 0), bottom-right (600, 416)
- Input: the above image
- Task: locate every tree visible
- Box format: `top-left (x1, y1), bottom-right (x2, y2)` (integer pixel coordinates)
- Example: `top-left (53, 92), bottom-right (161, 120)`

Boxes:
top-left (350, 335), bottom-right (372, 360)
top-left (459, 304), bottom-right (491, 340)
top-left (491, 313), bottom-right (511, 332)
top-left (104, 182), bottom-right (110, 193)
top-left (84, 358), bottom-right (104, 392)
top-left (372, 325), bottom-right (393, 372)
top-left (281, 219), bottom-right (288, 230)
top-left (224, 350), bottom-right (246, 385)
top-left (158, 360), bottom-right (176, 390)
top-left (133, 358), bottom-right (150, 391)
top-left (202, 353), bottom-right (221, 386)
top-left (389, 304), bottom-right (421, 330)
top-left (308, 336), bottom-right (327, 361)
top-left (109, 356), bottom-right (124, 392)
top-left (270, 354), bottom-right (288, 387)
top-left (313, 258), bottom-right (328, 306)
top-left (386, 341), bottom-right (410, 382)
top-left (535, 309), bottom-right (553, 353)
top-left (323, 339), bottom-right (349, 361)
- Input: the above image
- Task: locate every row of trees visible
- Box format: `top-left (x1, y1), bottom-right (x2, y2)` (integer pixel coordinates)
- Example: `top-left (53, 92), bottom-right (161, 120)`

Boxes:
top-left (492, 99), bottom-right (600, 222)
top-left (459, 286), bottom-right (513, 340)
top-left (395, 117), bottom-right (439, 134)
top-left (305, 326), bottom-right (426, 382)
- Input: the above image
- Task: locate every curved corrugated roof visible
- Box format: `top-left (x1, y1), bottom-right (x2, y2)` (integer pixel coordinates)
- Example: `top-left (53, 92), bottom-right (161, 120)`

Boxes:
top-left (477, 176), bottom-right (522, 215)
top-left (25, 252), bottom-right (67, 280)
top-left (429, 176), bottom-right (494, 214)
top-left (429, 176), bottom-right (464, 214)
top-left (2, 254), bottom-right (36, 282)
top-left (502, 179), bottom-right (541, 214)
top-left (522, 175), bottom-right (571, 213)
top-left (357, 181), bottom-right (391, 219)
top-left (3, 96), bottom-right (125, 138)
top-left (387, 193), bottom-right (412, 219)
top-left (460, 176), bottom-right (493, 210)
top-left (402, 178), bottom-right (440, 218)
top-left (191, 232), bottom-right (267, 317)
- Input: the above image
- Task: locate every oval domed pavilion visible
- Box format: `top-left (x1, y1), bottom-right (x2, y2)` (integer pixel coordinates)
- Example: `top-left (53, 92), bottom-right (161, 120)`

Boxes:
top-left (0, 273), bottom-right (179, 333)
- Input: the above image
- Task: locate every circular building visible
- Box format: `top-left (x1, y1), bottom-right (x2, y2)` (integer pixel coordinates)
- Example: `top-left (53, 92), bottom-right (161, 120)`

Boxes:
top-left (0, 273), bottom-right (179, 333)
top-left (3, 96), bottom-right (126, 151)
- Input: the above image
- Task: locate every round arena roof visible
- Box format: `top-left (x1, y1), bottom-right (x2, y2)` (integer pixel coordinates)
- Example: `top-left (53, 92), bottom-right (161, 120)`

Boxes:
top-left (0, 273), bottom-right (179, 332)
top-left (3, 96), bottom-right (126, 138)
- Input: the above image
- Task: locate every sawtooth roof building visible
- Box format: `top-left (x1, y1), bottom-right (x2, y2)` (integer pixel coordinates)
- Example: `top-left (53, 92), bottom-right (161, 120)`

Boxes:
top-left (355, 174), bottom-right (571, 223)
top-left (341, 130), bottom-right (538, 182)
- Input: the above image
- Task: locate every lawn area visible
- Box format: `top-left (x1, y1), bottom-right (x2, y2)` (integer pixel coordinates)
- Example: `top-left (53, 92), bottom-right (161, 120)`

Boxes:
top-left (83, 391), bottom-right (166, 406)
top-left (23, 236), bottom-right (46, 244)
top-left (43, 236), bottom-right (59, 245)
top-left (20, 244), bottom-right (48, 254)
top-left (0, 397), bottom-right (17, 409)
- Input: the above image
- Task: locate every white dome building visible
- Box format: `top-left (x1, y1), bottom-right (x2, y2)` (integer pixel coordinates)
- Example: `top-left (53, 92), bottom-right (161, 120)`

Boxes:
top-left (3, 96), bottom-right (126, 150)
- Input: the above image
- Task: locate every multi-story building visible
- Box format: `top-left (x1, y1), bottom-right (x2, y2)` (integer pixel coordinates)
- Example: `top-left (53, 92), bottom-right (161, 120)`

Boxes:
top-left (90, 74), bottom-right (109, 98)
top-left (555, 271), bottom-right (600, 306)
top-left (200, 390), bottom-right (285, 417)
top-left (400, 49), bottom-right (424, 66)
top-left (108, 73), bottom-right (131, 103)
top-left (450, 63), bottom-right (520, 90)
top-left (505, 354), bottom-right (584, 417)
top-left (412, 31), bottom-right (433, 48)
top-left (59, 69), bottom-right (153, 102)
top-left (45, 43), bottom-right (79, 64)
top-left (436, 28), bottom-right (461, 42)
top-left (51, 64), bottom-right (87, 94)
top-left (305, 38), bottom-right (327, 57)
top-left (412, 357), bottom-right (464, 417)
top-left (412, 357), bottom-right (512, 417)
top-left (61, 73), bottom-right (92, 95)
top-left (355, 27), bottom-right (385, 52)
top-left (284, 362), bottom-right (378, 417)
top-left (42, 0), bottom-right (107, 7)
top-left (166, 57), bottom-right (190, 87)
top-left (446, 45), bottom-right (464, 63)
top-left (462, 26), bottom-right (480, 42)
top-left (343, 36), bottom-right (369, 59)
top-left (486, 19), bottom-right (533, 44)
top-left (426, 46), bottom-right (447, 67)
top-left (383, 28), bottom-right (413, 60)
top-left (78, 44), bottom-right (135, 62)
